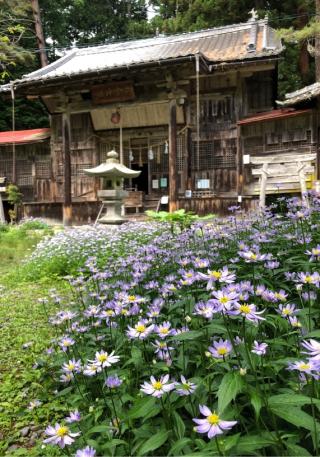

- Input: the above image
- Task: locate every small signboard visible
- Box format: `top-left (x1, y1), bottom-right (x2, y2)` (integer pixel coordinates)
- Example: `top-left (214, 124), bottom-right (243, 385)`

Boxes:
top-left (152, 179), bottom-right (159, 189)
top-left (91, 81), bottom-right (135, 105)
top-left (160, 178), bottom-right (168, 188)
top-left (197, 179), bottom-right (210, 189)
top-left (0, 187), bottom-right (6, 192)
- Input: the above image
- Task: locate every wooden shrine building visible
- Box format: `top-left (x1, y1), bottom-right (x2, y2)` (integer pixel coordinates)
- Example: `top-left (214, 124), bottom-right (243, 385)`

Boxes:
top-left (0, 15), bottom-right (284, 223)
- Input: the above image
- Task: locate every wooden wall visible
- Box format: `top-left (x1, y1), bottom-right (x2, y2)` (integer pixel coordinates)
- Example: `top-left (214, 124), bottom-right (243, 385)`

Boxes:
top-left (0, 141), bottom-right (51, 202)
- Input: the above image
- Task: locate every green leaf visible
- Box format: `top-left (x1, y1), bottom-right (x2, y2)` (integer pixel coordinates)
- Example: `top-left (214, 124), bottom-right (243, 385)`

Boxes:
top-left (270, 405), bottom-right (320, 432)
top-left (127, 396), bottom-right (157, 419)
top-left (250, 391), bottom-right (263, 419)
top-left (235, 433), bottom-right (276, 454)
top-left (86, 424), bottom-right (110, 436)
top-left (172, 411), bottom-right (185, 439)
top-left (171, 330), bottom-right (203, 341)
top-left (168, 437), bottom-right (192, 455)
top-left (286, 443), bottom-right (312, 456)
top-left (268, 393), bottom-right (320, 407)
top-left (138, 429), bottom-right (169, 455)
top-left (217, 372), bottom-right (244, 413)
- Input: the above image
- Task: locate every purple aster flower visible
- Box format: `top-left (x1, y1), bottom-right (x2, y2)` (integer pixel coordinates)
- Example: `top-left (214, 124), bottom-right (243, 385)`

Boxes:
top-left (301, 339), bottom-right (320, 360)
top-left (105, 375), bottom-right (123, 389)
top-left (140, 374), bottom-right (175, 398)
top-left (296, 272), bottom-right (320, 287)
top-left (152, 340), bottom-right (174, 360)
top-left (66, 410), bottom-right (81, 423)
top-left (126, 319), bottom-right (154, 340)
top-left (75, 446), bottom-right (96, 457)
top-left (175, 375), bottom-right (197, 396)
top-left (273, 290), bottom-right (288, 302)
top-left (193, 405), bottom-right (237, 439)
top-left (302, 291), bottom-right (317, 302)
top-left (264, 261), bottom-right (280, 270)
top-left (251, 341), bottom-right (268, 355)
top-left (198, 267), bottom-right (236, 290)
top-left (154, 321), bottom-right (175, 339)
top-left (208, 339), bottom-right (232, 358)
top-left (239, 250), bottom-right (267, 263)
top-left (210, 289), bottom-right (239, 312)
top-left (83, 363), bottom-right (99, 377)
top-left (43, 423), bottom-right (80, 448)
top-left (58, 337), bottom-right (75, 352)
top-left (277, 303), bottom-right (299, 318)
top-left (229, 303), bottom-right (265, 323)
top-left (288, 359), bottom-right (320, 376)
top-left (89, 350), bottom-right (120, 369)
top-left (61, 359), bottom-right (82, 374)
top-left (193, 301), bottom-right (217, 320)
top-left (289, 316), bottom-right (302, 328)
top-left (306, 245), bottom-right (320, 262)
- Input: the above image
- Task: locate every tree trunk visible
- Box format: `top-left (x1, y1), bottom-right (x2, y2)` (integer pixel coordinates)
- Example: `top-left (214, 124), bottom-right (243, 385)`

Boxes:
top-left (316, 0), bottom-right (320, 81)
top-left (31, 0), bottom-right (48, 68)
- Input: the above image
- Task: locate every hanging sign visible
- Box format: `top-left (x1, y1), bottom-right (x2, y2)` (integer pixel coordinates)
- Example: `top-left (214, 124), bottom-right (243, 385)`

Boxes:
top-left (91, 81), bottom-right (135, 105)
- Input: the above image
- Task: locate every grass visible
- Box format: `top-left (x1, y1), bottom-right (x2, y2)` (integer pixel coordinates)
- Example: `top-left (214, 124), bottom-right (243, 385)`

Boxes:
top-left (0, 225), bottom-right (67, 456)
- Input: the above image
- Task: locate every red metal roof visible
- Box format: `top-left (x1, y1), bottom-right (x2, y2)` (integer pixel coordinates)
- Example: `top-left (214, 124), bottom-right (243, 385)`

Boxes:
top-left (0, 128), bottom-right (50, 145)
top-left (238, 108), bottom-right (312, 125)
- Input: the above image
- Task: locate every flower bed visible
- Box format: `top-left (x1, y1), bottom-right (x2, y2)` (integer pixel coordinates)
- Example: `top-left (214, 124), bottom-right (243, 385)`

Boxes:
top-left (34, 195), bottom-right (320, 456)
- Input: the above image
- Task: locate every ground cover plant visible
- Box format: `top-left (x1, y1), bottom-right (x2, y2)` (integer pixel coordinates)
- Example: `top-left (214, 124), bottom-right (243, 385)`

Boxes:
top-left (29, 193), bottom-right (320, 456)
top-left (23, 223), bottom-right (165, 279)
top-left (0, 221), bottom-right (68, 456)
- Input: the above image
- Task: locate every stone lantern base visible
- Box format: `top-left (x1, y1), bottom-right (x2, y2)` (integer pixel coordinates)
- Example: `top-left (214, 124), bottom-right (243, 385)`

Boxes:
top-left (97, 189), bottom-right (128, 225)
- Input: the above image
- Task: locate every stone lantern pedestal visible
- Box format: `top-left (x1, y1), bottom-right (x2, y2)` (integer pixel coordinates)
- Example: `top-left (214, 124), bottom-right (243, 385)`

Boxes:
top-left (85, 150), bottom-right (141, 225)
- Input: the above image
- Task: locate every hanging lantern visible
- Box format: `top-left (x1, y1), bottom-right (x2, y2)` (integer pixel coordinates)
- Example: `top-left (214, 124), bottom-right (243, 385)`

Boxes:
top-left (164, 141), bottom-right (169, 155)
top-left (111, 111), bottom-right (121, 124)
top-left (129, 149), bottom-right (134, 162)
top-left (148, 148), bottom-right (154, 160)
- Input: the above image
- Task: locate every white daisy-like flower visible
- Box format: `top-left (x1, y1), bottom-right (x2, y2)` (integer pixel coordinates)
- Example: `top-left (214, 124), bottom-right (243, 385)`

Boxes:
top-left (140, 374), bottom-right (175, 398)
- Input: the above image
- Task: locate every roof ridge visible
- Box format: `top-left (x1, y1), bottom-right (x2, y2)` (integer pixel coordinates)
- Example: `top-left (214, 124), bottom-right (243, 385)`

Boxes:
top-left (75, 20), bottom-right (267, 56)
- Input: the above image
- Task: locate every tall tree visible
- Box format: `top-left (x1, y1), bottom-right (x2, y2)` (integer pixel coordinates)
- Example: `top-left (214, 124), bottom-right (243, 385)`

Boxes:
top-left (0, 0), bottom-right (34, 79)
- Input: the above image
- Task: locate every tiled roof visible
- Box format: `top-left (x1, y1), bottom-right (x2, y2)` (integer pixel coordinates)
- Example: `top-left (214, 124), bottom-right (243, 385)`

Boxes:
top-left (238, 108), bottom-right (312, 125)
top-left (3, 19), bottom-right (282, 91)
top-left (277, 82), bottom-right (320, 107)
top-left (0, 128), bottom-right (50, 145)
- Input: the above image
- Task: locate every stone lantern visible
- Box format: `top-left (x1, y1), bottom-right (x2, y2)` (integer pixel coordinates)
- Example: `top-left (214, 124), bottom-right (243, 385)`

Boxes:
top-left (84, 150), bottom-right (141, 224)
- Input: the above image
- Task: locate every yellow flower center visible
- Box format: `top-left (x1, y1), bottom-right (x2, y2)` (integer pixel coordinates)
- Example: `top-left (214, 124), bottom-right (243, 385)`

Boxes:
top-left (305, 276), bottom-right (313, 283)
top-left (210, 271), bottom-right (221, 279)
top-left (250, 254), bottom-right (257, 260)
top-left (282, 309), bottom-right (291, 316)
top-left (313, 249), bottom-right (320, 255)
top-left (217, 347), bottom-right (228, 355)
top-left (239, 304), bottom-right (251, 314)
top-left (219, 297), bottom-right (229, 304)
top-left (208, 413), bottom-right (220, 425)
top-left (67, 363), bottom-right (75, 370)
top-left (136, 324), bottom-right (146, 333)
top-left (106, 310), bottom-right (114, 316)
top-left (153, 381), bottom-right (163, 390)
top-left (56, 426), bottom-right (69, 437)
top-left (299, 363), bottom-right (310, 371)
top-left (97, 354), bottom-right (108, 362)
top-left (121, 309), bottom-right (128, 315)
top-left (186, 273), bottom-right (193, 278)
top-left (128, 295), bottom-right (136, 302)
top-left (160, 328), bottom-right (169, 334)
top-left (159, 342), bottom-right (166, 348)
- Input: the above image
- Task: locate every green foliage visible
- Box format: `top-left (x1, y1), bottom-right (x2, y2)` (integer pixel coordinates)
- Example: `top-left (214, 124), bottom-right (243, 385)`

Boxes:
top-left (0, 229), bottom-right (68, 454)
top-left (145, 209), bottom-right (215, 233)
top-left (6, 183), bottom-right (22, 205)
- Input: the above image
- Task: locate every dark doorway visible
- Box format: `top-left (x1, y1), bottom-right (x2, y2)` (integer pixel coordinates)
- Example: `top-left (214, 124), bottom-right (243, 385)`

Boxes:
top-left (131, 163), bottom-right (149, 193)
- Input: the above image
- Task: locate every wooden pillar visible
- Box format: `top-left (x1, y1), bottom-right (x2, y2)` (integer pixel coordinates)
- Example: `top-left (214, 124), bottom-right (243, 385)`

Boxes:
top-left (62, 111), bottom-right (72, 226)
top-left (0, 192), bottom-right (5, 223)
top-left (236, 124), bottom-right (243, 197)
top-left (259, 163), bottom-right (269, 210)
top-left (169, 98), bottom-right (178, 212)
